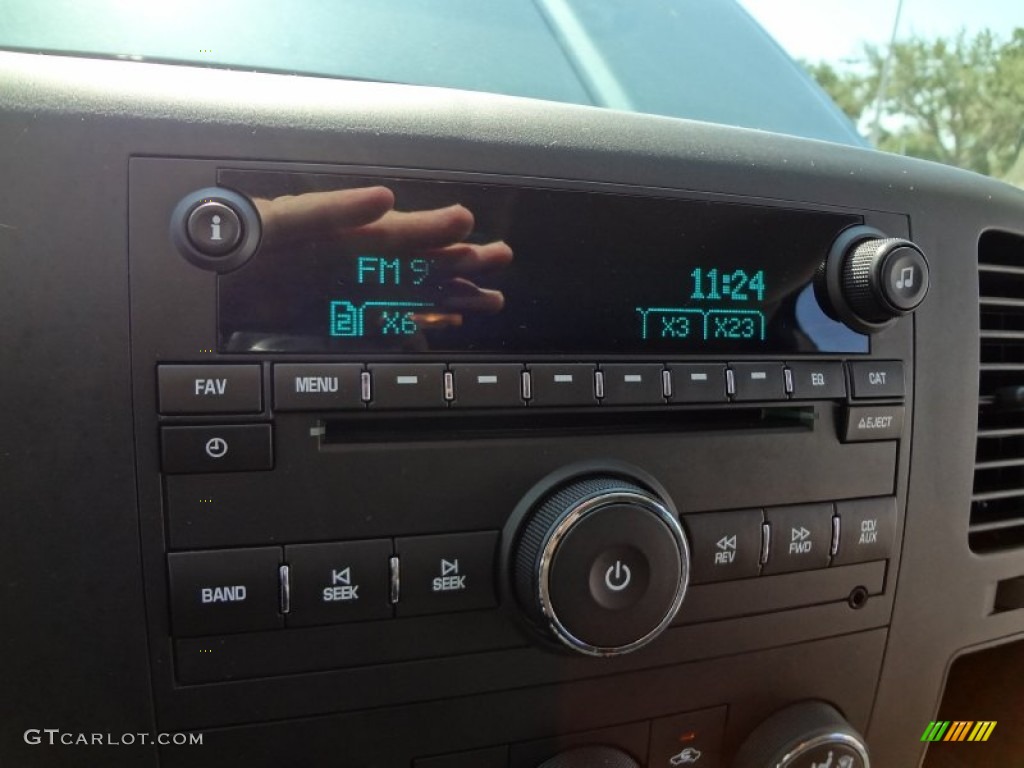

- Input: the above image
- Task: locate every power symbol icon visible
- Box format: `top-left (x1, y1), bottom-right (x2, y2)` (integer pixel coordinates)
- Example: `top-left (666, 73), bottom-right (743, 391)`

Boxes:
top-left (604, 560), bottom-right (632, 592)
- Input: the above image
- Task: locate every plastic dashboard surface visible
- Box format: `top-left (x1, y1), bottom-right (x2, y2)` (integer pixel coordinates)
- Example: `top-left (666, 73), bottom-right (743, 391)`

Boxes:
top-left (2, 51), bottom-right (1024, 767)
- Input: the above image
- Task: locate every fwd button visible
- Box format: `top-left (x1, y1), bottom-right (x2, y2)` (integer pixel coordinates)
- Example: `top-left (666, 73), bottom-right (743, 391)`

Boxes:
top-left (763, 504), bottom-right (833, 574)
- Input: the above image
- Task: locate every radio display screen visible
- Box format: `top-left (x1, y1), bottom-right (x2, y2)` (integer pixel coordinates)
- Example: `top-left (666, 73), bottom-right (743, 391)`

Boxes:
top-left (217, 171), bottom-right (868, 355)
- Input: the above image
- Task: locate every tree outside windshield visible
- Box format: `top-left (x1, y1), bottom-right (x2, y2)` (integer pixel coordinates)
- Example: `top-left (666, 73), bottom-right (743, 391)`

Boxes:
top-left (742, 0), bottom-right (1024, 186)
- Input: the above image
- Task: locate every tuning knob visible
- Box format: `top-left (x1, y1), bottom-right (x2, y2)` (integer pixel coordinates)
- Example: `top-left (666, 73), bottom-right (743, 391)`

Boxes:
top-left (537, 746), bottom-right (639, 768)
top-left (511, 474), bottom-right (689, 657)
top-left (816, 225), bottom-right (930, 333)
top-left (733, 701), bottom-right (870, 768)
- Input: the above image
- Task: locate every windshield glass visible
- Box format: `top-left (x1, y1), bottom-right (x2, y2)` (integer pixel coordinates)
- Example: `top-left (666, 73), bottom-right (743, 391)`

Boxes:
top-left (3, 0), bottom-right (1021, 181)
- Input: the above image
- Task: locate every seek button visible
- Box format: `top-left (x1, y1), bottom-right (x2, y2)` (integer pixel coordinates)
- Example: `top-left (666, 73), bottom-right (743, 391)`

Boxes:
top-left (395, 532), bottom-right (498, 617)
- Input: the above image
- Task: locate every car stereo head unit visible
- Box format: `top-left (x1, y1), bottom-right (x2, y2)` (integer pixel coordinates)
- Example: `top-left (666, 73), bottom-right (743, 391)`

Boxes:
top-left (195, 170), bottom-right (878, 356)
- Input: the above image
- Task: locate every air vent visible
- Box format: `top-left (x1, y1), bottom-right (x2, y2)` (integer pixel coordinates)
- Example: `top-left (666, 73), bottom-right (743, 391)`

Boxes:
top-left (972, 231), bottom-right (1024, 551)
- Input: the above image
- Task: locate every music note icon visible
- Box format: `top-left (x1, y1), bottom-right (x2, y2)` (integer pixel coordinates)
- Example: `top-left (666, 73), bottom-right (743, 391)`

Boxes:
top-left (896, 266), bottom-right (914, 290)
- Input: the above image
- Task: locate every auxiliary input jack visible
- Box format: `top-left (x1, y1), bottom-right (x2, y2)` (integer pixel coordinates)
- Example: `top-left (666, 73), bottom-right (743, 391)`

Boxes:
top-left (848, 586), bottom-right (870, 609)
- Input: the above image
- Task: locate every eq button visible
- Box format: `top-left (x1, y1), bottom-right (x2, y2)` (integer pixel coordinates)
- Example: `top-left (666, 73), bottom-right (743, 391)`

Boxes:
top-left (787, 362), bottom-right (846, 400)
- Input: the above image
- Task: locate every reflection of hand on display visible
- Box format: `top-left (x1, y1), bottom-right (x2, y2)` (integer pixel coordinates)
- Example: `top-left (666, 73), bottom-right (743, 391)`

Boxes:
top-left (253, 186), bottom-right (512, 316)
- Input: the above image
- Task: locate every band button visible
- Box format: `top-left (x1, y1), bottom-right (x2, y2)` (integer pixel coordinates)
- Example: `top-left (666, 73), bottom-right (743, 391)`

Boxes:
top-left (168, 547), bottom-right (282, 636)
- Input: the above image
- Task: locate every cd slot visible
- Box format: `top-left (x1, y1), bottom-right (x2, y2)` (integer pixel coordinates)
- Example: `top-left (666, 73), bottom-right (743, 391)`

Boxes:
top-left (320, 405), bottom-right (816, 445)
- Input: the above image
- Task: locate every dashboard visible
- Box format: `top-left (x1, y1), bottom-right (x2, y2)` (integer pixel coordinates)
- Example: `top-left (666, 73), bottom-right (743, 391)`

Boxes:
top-left (3, 49), bottom-right (1024, 768)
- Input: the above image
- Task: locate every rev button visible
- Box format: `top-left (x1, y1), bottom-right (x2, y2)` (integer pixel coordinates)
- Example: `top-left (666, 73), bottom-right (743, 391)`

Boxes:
top-left (158, 364), bottom-right (262, 414)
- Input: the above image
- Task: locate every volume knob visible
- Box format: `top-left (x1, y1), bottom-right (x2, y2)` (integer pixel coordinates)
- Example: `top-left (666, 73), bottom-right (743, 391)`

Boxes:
top-left (512, 475), bottom-right (689, 657)
top-left (817, 226), bottom-right (930, 333)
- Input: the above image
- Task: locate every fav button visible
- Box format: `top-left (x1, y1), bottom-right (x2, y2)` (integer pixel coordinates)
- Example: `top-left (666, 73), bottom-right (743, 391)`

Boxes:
top-left (158, 364), bottom-right (262, 414)
top-left (168, 547), bottom-right (282, 636)
top-left (285, 540), bottom-right (393, 626)
top-left (395, 532), bottom-right (499, 617)
top-left (683, 509), bottom-right (763, 583)
top-left (763, 504), bottom-right (833, 574)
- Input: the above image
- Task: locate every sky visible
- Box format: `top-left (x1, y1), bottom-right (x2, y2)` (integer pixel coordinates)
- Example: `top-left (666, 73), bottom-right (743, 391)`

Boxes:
top-left (737, 0), bottom-right (1024, 65)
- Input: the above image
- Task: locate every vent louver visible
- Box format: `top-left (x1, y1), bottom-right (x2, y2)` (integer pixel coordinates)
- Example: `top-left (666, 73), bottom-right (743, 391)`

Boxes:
top-left (972, 230), bottom-right (1024, 551)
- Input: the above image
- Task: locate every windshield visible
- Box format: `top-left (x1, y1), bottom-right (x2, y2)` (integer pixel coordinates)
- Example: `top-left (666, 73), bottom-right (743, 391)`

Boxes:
top-left (1, 0), bottom-right (861, 145)
top-left (3, 0), bottom-right (1022, 181)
